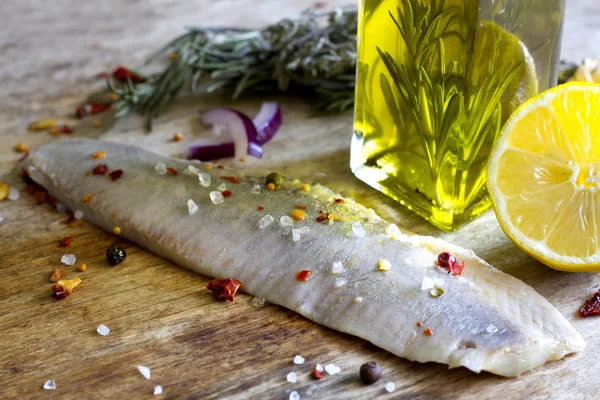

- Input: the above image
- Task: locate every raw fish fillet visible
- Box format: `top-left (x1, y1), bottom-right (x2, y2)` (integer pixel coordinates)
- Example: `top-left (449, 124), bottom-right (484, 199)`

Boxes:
top-left (22, 139), bottom-right (585, 377)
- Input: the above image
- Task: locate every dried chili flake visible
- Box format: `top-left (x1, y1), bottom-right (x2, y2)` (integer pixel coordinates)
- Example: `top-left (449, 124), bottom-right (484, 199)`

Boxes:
top-left (257, 206), bottom-right (264, 211)
top-left (416, 321), bottom-right (423, 327)
top-left (206, 278), bottom-right (242, 302)
top-left (52, 285), bottom-right (67, 299)
top-left (166, 167), bottom-right (178, 176)
top-left (217, 165), bottom-right (224, 169)
top-left (92, 151), bottom-right (107, 159)
top-left (14, 142), bottom-right (29, 153)
top-left (112, 66), bottom-right (146, 83)
top-left (53, 276), bottom-right (81, 299)
top-left (312, 368), bottom-right (324, 380)
top-left (424, 328), bottom-right (433, 336)
top-left (294, 205), bottom-right (309, 210)
top-left (296, 270), bottom-right (312, 282)
top-left (220, 176), bottom-right (240, 184)
top-left (436, 252), bottom-right (464, 276)
top-left (90, 103), bottom-right (111, 114)
top-left (48, 196), bottom-right (57, 207)
top-left (32, 190), bottom-right (47, 204)
top-left (59, 124), bottom-right (74, 134)
top-left (76, 106), bottom-right (89, 119)
top-left (50, 267), bottom-right (66, 283)
top-left (82, 194), bottom-right (93, 204)
top-left (222, 190), bottom-right (232, 197)
top-left (172, 133), bottom-right (183, 141)
top-left (313, 2), bottom-right (327, 9)
top-left (334, 198), bottom-right (344, 204)
top-left (316, 212), bottom-right (342, 224)
top-left (68, 216), bottom-right (84, 228)
top-left (49, 128), bottom-right (60, 135)
top-left (92, 164), bottom-right (109, 175)
top-left (109, 169), bottom-right (124, 181)
top-left (58, 237), bottom-right (71, 248)
top-left (580, 290), bottom-right (600, 318)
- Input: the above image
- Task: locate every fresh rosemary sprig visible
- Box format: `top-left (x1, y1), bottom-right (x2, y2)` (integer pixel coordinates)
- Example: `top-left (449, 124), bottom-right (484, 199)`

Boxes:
top-left (108, 7), bottom-right (357, 129)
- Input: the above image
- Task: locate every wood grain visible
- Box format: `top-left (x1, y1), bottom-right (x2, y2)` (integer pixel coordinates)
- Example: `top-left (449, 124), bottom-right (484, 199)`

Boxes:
top-left (1, 1), bottom-right (599, 399)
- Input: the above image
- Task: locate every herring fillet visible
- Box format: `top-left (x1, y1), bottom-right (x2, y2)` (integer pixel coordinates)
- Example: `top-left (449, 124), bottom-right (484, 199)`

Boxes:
top-left (23, 139), bottom-right (585, 377)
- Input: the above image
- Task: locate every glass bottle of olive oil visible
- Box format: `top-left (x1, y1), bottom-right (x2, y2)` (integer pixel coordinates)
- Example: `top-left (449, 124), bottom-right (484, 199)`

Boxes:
top-left (351, 0), bottom-right (565, 231)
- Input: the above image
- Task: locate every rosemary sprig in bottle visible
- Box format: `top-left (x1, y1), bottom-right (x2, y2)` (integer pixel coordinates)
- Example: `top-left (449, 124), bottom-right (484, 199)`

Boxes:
top-left (108, 8), bottom-right (358, 129)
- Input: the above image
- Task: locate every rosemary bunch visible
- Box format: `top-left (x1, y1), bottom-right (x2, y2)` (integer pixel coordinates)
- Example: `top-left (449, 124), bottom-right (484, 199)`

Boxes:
top-left (108, 7), bottom-right (358, 129)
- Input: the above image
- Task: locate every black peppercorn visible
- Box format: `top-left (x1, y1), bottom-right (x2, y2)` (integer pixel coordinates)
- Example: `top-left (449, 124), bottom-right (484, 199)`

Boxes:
top-left (359, 361), bottom-right (382, 384)
top-left (106, 245), bottom-right (126, 266)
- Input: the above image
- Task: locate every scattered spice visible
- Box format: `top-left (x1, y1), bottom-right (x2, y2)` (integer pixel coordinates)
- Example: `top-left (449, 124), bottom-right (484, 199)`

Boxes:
top-left (580, 289), bottom-right (600, 317)
top-left (312, 368), bottom-right (324, 380)
top-left (238, 158), bottom-right (246, 162)
top-left (217, 165), bottom-right (224, 169)
top-left (294, 205), bottom-right (309, 210)
top-left (58, 237), bottom-right (71, 248)
top-left (222, 190), bottom-right (232, 197)
top-left (416, 321), bottom-right (423, 327)
top-left (32, 190), bottom-right (47, 204)
top-left (113, 226), bottom-right (122, 235)
top-left (113, 66), bottom-right (146, 83)
top-left (172, 132), bottom-right (183, 141)
top-left (50, 267), bottom-right (66, 283)
top-left (92, 151), bottom-right (107, 159)
top-left (436, 252), bottom-right (465, 276)
top-left (93, 120), bottom-right (102, 128)
top-left (360, 362), bottom-right (383, 384)
top-left (109, 169), bottom-right (124, 181)
top-left (290, 209), bottom-right (306, 221)
top-left (316, 212), bottom-right (343, 224)
top-left (49, 128), bottom-right (60, 135)
top-left (266, 172), bottom-right (283, 189)
top-left (59, 124), bottom-right (74, 134)
top-left (29, 118), bottom-right (56, 131)
top-left (300, 184), bottom-right (310, 192)
top-left (204, 165), bottom-right (213, 171)
top-left (166, 167), bottom-right (178, 176)
top-left (68, 215), bottom-right (84, 227)
top-left (206, 278), bottom-right (242, 302)
top-left (82, 194), bottom-right (93, 204)
top-left (0, 184), bottom-right (9, 200)
top-left (53, 276), bottom-right (81, 299)
top-left (424, 328), bottom-right (433, 336)
top-left (257, 206), bottom-right (264, 211)
top-left (92, 164), bottom-right (109, 175)
top-left (78, 263), bottom-right (87, 272)
top-left (334, 198), bottom-right (344, 204)
top-left (89, 103), bottom-right (112, 115)
top-left (106, 246), bottom-right (126, 266)
top-left (220, 176), bottom-right (240, 184)
top-left (296, 270), bottom-right (312, 282)
top-left (14, 142), bottom-right (29, 153)
top-left (267, 183), bottom-right (275, 191)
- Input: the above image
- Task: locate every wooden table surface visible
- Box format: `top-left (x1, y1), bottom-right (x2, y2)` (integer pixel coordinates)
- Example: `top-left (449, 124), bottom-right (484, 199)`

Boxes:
top-left (1, 1), bottom-right (599, 399)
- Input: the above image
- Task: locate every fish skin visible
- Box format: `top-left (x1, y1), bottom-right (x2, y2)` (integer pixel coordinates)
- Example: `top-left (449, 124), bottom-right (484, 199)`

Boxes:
top-left (22, 139), bottom-right (585, 377)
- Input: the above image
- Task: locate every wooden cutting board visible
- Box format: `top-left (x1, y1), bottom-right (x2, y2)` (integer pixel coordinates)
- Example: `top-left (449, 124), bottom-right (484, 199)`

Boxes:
top-left (1, 1), bottom-right (599, 398)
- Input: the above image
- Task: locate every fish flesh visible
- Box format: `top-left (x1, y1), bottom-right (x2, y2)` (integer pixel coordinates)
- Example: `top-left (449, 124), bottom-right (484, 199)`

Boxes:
top-left (22, 139), bottom-right (585, 377)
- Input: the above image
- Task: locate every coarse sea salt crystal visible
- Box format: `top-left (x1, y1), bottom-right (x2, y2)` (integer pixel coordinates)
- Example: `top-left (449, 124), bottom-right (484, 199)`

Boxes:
top-left (199, 172), bottom-right (211, 187)
top-left (61, 254), bottom-right (76, 266)
top-left (486, 324), bottom-right (499, 334)
top-left (386, 224), bottom-right (405, 240)
top-left (289, 391), bottom-right (300, 400)
top-left (74, 210), bottom-right (84, 220)
top-left (258, 214), bottom-right (275, 229)
top-left (291, 229), bottom-right (302, 242)
top-left (138, 365), bottom-right (151, 379)
top-left (8, 187), bottom-right (19, 201)
top-left (251, 184), bottom-right (261, 194)
top-left (293, 355), bottom-right (305, 365)
top-left (187, 199), bottom-right (199, 215)
top-left (43, 380), bottom-right (56, 390)
top-left (186, 165), bottom-right (201, 175)
top-left (154, 385), bottom-right (163, 395)
top-left (217, 182), bottom-right (227, 191)
top-left (353, 296), bottom-right (363, 304)
top-left (331, 261), bottom-right (344, 274)
top-left (210, 191), bottom-right (224, 204)
top-left (315, 364), bottom-right (324, 372)
top-left (280, 216), bottom-right (294, 227)
top-left (324, 364), bottom-right (340, 375)
top-left (421, 277), bottom-right (434, 291)
top-left (155, 162), bottom-right (167, 175)
top-left (334, 278), bottom-right (347, 287)
top-left (97, 324), bottom-right (110, 336)
top-left (252, 296), bottom-right (265, 308)
top-left (385, 382), bottom-right (396, 393)
top-left (286, 371), bottom-right (297, 383)
top-left (352, 221), bottom-right (366, 238)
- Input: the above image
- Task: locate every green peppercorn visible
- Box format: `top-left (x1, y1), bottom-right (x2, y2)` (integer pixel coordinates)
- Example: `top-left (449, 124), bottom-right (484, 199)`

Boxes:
top-left (359, 361), bottom-right (382, 384)
top-left (106, 245), bottom-right (126, 266)
top-left (266, 172), bottom-right (283, 189)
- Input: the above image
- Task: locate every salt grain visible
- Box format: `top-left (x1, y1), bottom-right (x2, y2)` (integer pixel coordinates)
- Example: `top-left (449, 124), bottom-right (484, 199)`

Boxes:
top-left (252, 296), bottom-right (265, 308)
top-left (324, 364), bottom-right (340, 375)
top-left (8, 187), bottom-right (19, 201)
top-left (61, 254), bottom-right (76, 266)
top-left (199, 172), bottom-right (211, 187)
top-left (486, 324), bottom-right (499, 334)
top-left (186, 165), bottom-right (201, 175)
top-left (334, 278), bottom-right (347, 287)
top-left (421, 277), bottom-right (434, 291)
top-left (74, 210), bottom-right (84, 220)
top-left (352, 221), bottom-right (366, 238)
top-left (258, 214), bottom-right (275, 229)
top-left (209, 191), bottom-right (224, 204)
top-left (251, 184), bottom-right (261, 194)
top-left (137, 365), bottom-right (151, 379)
top-left (289, 391), bottom-right (300, 400)
top-left (154, 385), bottom-right (163, 395)
top-left (385, 382), bottom-right (396, 393)
top-left (155, 162), bottom-right (167, 175)
top-left (286, 371), bottom-right (297, 383)
top-left (331, 261), bottom-right (344, 274)
top-left (280, 216), bottom-right (294, 227)
top-left (96, 324), bottom-right (110, 336)
top-left (353, 296), bottom-right (363, 304)
top-left (386, 223), bottom-right (406, 240)
top-left (43, 380), bottom-right (56, 390)
top-left (217, 182), bottom-right (227, 191)
top-left (293, 355), bottom-right (305, 365)
top-left (187, 199), bottom-right (199, 215)
top-left (291, 229), bottom-right (302, 242)
top-left (315, 364), bottom-right (324, 372)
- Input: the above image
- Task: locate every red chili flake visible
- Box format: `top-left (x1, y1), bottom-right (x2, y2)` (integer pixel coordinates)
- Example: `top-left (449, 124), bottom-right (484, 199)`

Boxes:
top-left (76, 105), bottom-right (89, 119)
top-left (25, 184), bottom-right (37, 194)
top-left (53, 285), bottom-right (68, 300)
top-left (32, 190), bottom-right (47, 204)
top-left (294, 205), bottom-right (309, 210)
top-left (59, 237), bottom-right (72, 247)
top-left (166, 167), bottom-right (178, 176)
top-left (318, 210), bottom-right (324, 214)
top-left (217, 165), bottom-right (224, 169)
top-left (257, 206), bottom-right (264, 211)
top-left (222, 190), bottom-right (232, 197)
top-left (313, 1), bottom-right (327, 9)
top-left (436, 252), bottom-right (464, 276)
top-left (50, 267), bottom-right (66, 283)
top-left (109, 169), bottom-right (124, 181)
top-left (92, 164), bottom-right (109, 175)
top-left (296, 270), bottom-right (312, 282)
top-left (112, 66), bottom-right (146, 83)
top-left (220, 176), bottom-right (240, 184)
top-left (59, 124), bottom-right (74, 134)
top-left (580, 290), bottom-right (600, 318)
top-left (312, 368), bottom-right (324, 380)
top-left (424, 328), bottom-right (433, 336)
top-left (334, 198), bottom-right (344, 204)
top-left (90, 103), bottom-right (111, 115)
top-left (416, 321), bottom-right (423, 327)
top-left (48, 196), bottom-right (57, 207)
top-left (206, 278), bottom-right (242, 302)
top-left (316, 215), bottom-right (327, 223)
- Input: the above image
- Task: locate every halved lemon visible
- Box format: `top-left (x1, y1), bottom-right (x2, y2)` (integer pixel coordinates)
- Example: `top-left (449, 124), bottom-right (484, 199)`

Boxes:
top-left (487, 83), bottom-right (600, 272)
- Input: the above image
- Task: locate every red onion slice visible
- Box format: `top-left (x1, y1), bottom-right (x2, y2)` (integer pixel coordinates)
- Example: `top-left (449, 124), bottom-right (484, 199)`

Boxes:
top-left (253, 102), bottom-right (282, 145)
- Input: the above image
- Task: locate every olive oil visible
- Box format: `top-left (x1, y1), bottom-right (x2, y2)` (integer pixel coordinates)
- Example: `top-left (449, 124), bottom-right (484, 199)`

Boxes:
top-left (352, 0), bottom-right (564, 231)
